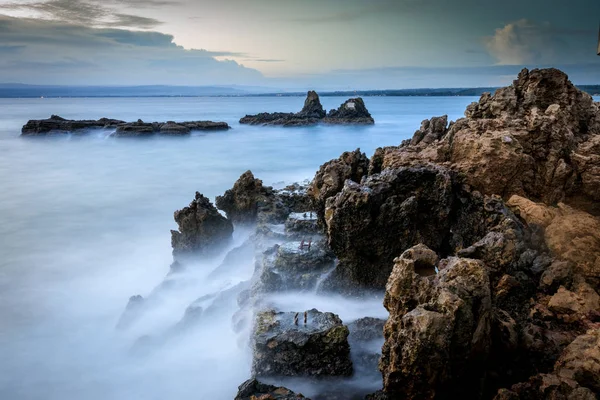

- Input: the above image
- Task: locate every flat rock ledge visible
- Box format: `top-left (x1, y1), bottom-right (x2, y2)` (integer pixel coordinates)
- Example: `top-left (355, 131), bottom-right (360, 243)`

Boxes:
top-left (239, 91), bottom-right (374, 126)
top-left (21, 115), bottom-right (230, 136)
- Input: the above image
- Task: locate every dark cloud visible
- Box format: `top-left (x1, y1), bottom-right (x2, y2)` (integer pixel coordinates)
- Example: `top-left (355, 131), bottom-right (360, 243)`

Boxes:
top-left (0, 15), bottom-right (263, 85)
top-left (105, 14), bottom-right (163, 29)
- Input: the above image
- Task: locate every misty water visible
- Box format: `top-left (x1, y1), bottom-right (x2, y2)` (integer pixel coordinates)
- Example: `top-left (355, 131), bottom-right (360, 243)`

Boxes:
top-left (0, 95), bottom-right (478, 399)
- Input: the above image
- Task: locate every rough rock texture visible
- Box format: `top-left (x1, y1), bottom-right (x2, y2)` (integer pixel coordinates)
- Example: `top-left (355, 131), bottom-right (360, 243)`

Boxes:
top-left (170, 192), bottom-right (233, 259)
top-left (21, 115), bottom-right (125, 135)
top-left (21, 115), bottom-right (229, 136)
top-left (380, 245), bottom-right (492, 399)
top-left (372, 68), bottom-right (600, 216)
top-left (252, 308), bottom-right (352, 377)
top-left (323, 97), bottom-right (375, 125)
top-left (216, 171), bottom-right (290, 225)
top-left (239, 91), bottom-right (374, 126)
top-left (321, 165), bottom-right (520, 289)
top-left (507, 195), bottom-right (600, 286)
top-left (308, 149), bottom-right (369, 226)
top-left (235, 378), bottom-right (309, 400)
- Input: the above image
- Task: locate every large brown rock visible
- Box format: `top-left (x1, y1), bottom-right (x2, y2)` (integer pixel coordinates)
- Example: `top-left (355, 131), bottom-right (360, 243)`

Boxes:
top-left (380, 245), bottom-right (492, 399)
top-left (170, 192), bottom-right (233, 259)
top-left (374, 68), bottom-right (600, 216)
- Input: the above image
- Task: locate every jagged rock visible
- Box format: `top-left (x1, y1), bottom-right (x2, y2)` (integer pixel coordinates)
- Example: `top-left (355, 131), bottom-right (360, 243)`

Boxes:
top-left (170, 192), bottom-right (233, 259)
top-left (216, 171), bottom-right (288, 225)
top-left (235, 378), bottom-right (309, 400)
top-left (21, 115), bottom-right (125, 135)
top-left (239, 91), bottom-right (374, 126)
top-left (373, 68), bottom-right (600, 216)
top-left (322, 165), bottom-right (520, 289)
top-left (276, 182), bottom-right (313, 214)
top-left (308, 148), bottom-right (369, 226)
top-left (540, 260), bottom-right (574, 293)
top-left (408, 115), bottom-right (449, 146)
top-left (283, 212), bottom-right (319, 237)
top-left (548, 283), bottom-right (600, 317)
top-left (323, 97), bottom-right (374, 125)
top-left (252, 308), bottom-right (352, 377)
top-left (494, 373), bottom-right (597, 400)
top-left (380, 245), bottom-right (492, 399)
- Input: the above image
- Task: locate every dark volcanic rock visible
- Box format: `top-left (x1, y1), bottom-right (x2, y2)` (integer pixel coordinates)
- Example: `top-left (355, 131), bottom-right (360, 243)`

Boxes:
top-left (170, 192), bottom-right (233, 259)
top-left (252, 308), bottom-right (353, 377)
top-left (239, 91), bottom-right (374, 126)
top-left (21, 115), bottom-right (230, 136)
top-left (235, 378), bottom-right (309, 400)
top-left (21, 115), bottom-right (125, 135)
top-left (323, 97), bottom-right (374, 125)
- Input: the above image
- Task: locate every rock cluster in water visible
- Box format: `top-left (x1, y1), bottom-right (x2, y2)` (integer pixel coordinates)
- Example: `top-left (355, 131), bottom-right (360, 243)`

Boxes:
top-left (115, 68), bottom-right (599, 399)
top-left (240, 90), bottom-right (375, 126)
top-left (21, 115), bottom-right (230, 136)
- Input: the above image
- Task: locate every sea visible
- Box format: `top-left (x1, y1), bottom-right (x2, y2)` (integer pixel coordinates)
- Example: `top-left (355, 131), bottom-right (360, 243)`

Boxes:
top-left (0, 95), bottom-right (501, 399)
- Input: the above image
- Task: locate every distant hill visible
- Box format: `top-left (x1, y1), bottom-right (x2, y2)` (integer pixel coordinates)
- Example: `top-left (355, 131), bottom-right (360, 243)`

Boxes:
top-left (1, 84), bottom-right (599, 98)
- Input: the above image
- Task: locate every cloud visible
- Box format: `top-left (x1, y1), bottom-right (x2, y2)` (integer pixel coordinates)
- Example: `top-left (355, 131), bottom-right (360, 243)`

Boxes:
top-left (0, 0), bottom-right (169, 28)
top-left (0, 15), bottom-right (263, 85)
top-left (483, 19), bottom-right (595, 65)
top-left (249, 59), bottom-right (285, 63)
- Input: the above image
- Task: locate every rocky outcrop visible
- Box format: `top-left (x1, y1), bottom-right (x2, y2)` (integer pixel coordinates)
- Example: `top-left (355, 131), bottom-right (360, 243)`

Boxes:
top-left (308, 148), bottom-right (369, 226)
top-left (239, 91), bottom-right (374, 126)
top-left (235, 379), bottom-right (309, 400)
top-left (372, 68), bottom-right (600, 216)
top-left (21, 115), bottom-right (230, 136)
top-left (323, 97), bottom-right (375, 125)
top-left (252, 308), bottom-right (353, 377)
top-left (170, 192), bottom-right (233, 259)
top-left (21, 115), bottom-right (125, 135)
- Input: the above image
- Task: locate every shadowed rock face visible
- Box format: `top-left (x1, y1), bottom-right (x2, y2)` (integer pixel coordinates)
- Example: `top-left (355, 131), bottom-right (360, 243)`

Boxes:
top-left (252, 308), bottom-right (353, 377)
top-left (170, 192), bottom-right (233, 259)
top-left (239, 91), bottom-right (374, 126)
top-left (21, 115), bottom-right (230, 136)
top-left (235, 378), bottom-right (309, 400)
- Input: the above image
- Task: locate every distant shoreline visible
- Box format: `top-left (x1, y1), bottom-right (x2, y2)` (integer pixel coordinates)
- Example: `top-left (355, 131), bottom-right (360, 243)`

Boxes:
top-left (2, 86), bottom-right (599, 99)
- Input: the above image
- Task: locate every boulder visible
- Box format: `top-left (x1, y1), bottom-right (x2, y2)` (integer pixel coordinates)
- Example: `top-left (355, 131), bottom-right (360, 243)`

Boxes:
top-left (158, 121), bottom-right (190, 135)
top-left (170, 192), bottom-right (233, 259)
top-left (252, 308), bottom-right (353, 377)
top-left (235, 378), bottom-right (309, 400)
top-left (297, 90), bottom-right (326, 118)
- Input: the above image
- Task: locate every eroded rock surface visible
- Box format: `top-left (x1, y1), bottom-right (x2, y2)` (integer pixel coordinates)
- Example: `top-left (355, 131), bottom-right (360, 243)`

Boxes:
top-left (235, 378), bottom-right (309, 400)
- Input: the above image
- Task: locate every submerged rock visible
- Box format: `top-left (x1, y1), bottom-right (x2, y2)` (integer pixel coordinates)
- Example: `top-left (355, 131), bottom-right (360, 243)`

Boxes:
top-left (239, 91), bottom-right (374, 126)
top-left (21, 115), bottom-right (230, 136)
top-left (170, 192), bottom-right (233, 259)
top-left (235, 378), bottom-right (309, 400)
top-left (252, 308), bottom-right (353, 377)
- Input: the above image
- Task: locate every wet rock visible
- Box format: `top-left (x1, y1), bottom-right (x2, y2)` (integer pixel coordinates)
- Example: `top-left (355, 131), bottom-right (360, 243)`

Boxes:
top-left (256, 241), bottom-right (335, 293)
top-left (380, 245), bottom-right (492, 399)
top-left (240, 91), bottom-right (374, 126)
top-left (348, 317), bottom-right (386, 377)
top-left (113, 120), bottom-right (230, 136)
top-left (170, 192), bottom-right (233, 259)
top-left (323, 97), bottom-right (374, 125)
top-left (252, 308), bottom-right (352, 377)
top-left (275, 182), bottom-right (313, 214)
top-left (374, 68), bottom-right (600, 216)
top-left (157, 121), bottom-right (190, 134)
top-left (235, 378), bottom-right (309, 400)
top-left (284, 212), bottom-right (319, 237)
top-left (21, 115), bottom-right (125, 135)
top-left (308, 148), bottom-right (369, 227)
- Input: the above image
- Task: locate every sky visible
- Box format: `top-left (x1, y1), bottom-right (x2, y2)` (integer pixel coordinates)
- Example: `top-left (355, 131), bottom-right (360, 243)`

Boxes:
top-left (0, 0), bottom-right (599, 89)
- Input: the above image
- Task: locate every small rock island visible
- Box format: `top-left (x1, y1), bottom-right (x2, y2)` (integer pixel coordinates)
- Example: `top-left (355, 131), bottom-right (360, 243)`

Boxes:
top-left (239, 90), bottom-right (375, 126)
top-left (21, 115), bottom-right (230, 136)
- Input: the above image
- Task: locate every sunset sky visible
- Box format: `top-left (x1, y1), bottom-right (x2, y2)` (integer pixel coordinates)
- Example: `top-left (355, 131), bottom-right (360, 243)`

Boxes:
top-left (0, 0), bottom-right (599, 88)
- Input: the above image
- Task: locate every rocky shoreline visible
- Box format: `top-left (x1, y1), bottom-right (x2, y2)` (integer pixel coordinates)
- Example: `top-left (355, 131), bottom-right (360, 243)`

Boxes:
top-left (116, 68), bottom-right (599, 399)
